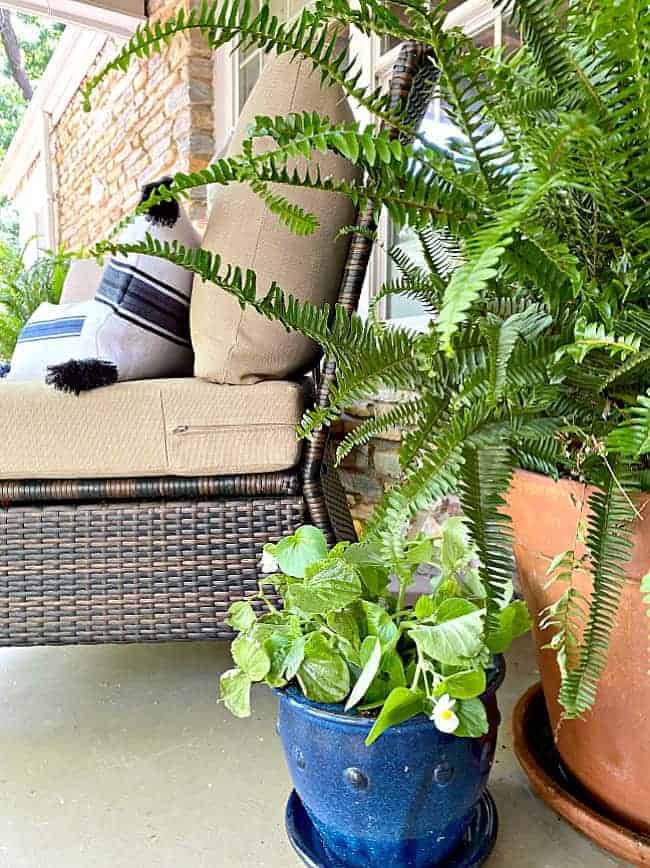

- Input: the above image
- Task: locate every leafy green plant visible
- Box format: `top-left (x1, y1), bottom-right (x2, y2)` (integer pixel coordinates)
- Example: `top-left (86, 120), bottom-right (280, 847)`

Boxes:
top-left (220, 519), bottom-right (529, 742)
top-left (85, 0), bottom-right (650, 720)
top-left (0, 241), bottom-right (69, 360)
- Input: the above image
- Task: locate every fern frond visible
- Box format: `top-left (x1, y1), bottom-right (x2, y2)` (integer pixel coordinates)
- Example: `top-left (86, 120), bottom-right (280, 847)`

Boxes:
top-left (606, 392), bottom-right (650, 457)
top-left (600, 347), bottom-right (650, 391)
top-left (563, 319), bottom-right (642, 364)
top-left (458, 443), bottom-right (515, 635)
top-left (514, 433), bottom-right (562, 479)
top-left (541, 584), bottom-right (589, 682)
top-left (495, 0), bottom-right (606, 115)
top-left (297, 328), bottom-right (422, 438)
top-left (91, 236), bottom-right (376, 362)
top-left (249, 180), bottom-right (319, 235)
top-left (362, 398), bottom-right (499, 547)
top-left (437, 171), bottom-right (563, 351)
top-left (418, 225), bottom-right (463, 279)
top-left (369, 275), bottom-right (441, 322)
top-left (82, 1), bottom-right (417, 139)
top-left (558, 460), bottom-right (637, 718)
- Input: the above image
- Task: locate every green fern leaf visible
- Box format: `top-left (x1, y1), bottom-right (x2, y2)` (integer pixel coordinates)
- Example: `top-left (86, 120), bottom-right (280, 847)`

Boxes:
top-left (558, 461), bottom-right (637, 718)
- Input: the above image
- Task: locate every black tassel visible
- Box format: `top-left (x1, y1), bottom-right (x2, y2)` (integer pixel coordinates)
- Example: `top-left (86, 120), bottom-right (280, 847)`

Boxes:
top-left (0, 363), bottom-right (9, 379)
top-left (140, 176), bottom-right (179, 227)
top-left (46, 359), bottom-right (118, 395)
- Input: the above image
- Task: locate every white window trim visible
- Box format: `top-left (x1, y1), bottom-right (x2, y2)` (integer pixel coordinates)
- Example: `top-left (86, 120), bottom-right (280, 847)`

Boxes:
top-left (351, 0), bottom-right (505, 329)
top-left (212, 0), bottom-right (313, 163)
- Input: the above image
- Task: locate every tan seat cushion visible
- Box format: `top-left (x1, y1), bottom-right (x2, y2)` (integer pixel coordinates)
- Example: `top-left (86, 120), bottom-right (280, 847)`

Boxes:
top-left (0, 378), bottom-right (303, 479)
top-left (191, 52), bottom-right (361, 384)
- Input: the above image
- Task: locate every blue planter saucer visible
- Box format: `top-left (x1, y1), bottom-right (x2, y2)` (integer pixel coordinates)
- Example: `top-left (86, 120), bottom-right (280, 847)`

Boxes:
top-left (285, 788), bottom-right (498, 868)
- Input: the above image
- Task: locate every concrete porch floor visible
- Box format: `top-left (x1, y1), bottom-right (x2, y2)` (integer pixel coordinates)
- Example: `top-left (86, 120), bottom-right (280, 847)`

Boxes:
top-left (0, 635), bottom-right (630, 868)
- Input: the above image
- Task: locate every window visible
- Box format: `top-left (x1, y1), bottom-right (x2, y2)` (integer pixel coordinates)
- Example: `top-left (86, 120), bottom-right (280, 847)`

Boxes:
top-left (351, 0), bottom-right (519, 328)
top-left (236, 0), bottom-right (311, 111)
top-left (212, 0), bottom-right (310, 164)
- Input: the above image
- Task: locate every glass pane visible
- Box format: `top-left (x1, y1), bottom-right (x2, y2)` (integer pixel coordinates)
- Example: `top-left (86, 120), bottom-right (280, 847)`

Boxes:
top-left (386, 227), bottom-right (429, 319)
top-left (473, 22), bottom-right (495, 49)
top-left (380, 34), bottom-right (401, 54)
top-left (378, 2), bottom-right (407, 54)
top-left (238, 0), bottom-right (295, 112)
top-left (239, 53), bottom-right (263, 111)
top-left (501, 14), bottom-right (521, 54)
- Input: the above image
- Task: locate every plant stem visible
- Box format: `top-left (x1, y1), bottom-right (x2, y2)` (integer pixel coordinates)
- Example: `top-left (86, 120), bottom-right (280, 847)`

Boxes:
top-left (410, 657), bottom-right (423, 691)
top-left (257, 580), bottom-right (278, 613)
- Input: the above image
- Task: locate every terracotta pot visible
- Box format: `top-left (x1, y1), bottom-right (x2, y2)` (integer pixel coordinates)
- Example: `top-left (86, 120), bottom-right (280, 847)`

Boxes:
top-left (508, 468), bottom-right (650, 834)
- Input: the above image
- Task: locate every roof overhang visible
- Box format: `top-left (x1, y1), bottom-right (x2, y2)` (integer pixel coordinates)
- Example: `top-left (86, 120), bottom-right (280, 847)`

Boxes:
top-left (1, 0), bottom-right (145, 39)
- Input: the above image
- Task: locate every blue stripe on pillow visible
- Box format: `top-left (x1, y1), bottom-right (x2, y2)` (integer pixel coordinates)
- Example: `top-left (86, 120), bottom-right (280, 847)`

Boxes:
top-left (18, 317), bottom-right (86, 343)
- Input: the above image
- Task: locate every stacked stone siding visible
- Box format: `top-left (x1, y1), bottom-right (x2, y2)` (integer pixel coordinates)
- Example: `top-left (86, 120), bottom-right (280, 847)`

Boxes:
top-left (332, 391), bottom-right (460, 537)
top-left (52, 0), bottom-right (214, 249)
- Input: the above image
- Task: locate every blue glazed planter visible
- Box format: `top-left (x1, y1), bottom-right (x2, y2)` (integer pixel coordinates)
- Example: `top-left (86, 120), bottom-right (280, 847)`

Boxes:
top-left (276, 656), bottom-right (505, 868)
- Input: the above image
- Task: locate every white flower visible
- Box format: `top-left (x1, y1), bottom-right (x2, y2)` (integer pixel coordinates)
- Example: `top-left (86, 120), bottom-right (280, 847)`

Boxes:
top-left (431, 694), bottom-right (459, 734)
top-left (260, 548), bottom-right (279, 574)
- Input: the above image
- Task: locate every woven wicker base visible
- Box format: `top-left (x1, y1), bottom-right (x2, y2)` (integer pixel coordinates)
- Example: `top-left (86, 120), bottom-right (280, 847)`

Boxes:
top-left (0, 496), bottom-right (305, 645)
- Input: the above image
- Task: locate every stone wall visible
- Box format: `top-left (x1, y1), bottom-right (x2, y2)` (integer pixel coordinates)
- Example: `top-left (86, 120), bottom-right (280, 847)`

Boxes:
top-left (52, 0), bottom-right (214, 249)
top-left (332, 390), bottom-right (460, 538)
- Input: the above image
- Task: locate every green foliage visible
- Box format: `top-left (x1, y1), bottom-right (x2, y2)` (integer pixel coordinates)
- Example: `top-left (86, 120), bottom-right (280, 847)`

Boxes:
top-left (90, 0), bottom-right (650, 720)
top-left (540, 548), bottom-right (590, 684)
top-left (0, 13), bottom-right (63, 158)
top-left (0, 242), bottom-right (69, 360)
top-left (558, 464), bottom-right (638, 718)
top-left (219, 521), bottom-right (525, 740)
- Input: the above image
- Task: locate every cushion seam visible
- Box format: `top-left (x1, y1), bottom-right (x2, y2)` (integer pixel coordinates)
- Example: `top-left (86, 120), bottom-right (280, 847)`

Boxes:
top-left (159, 386), bottom-right (171, 472)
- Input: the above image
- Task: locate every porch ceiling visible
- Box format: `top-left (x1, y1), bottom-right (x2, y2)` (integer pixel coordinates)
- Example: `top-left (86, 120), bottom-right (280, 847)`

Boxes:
top-left (0, 0), bottom-right (145, 38)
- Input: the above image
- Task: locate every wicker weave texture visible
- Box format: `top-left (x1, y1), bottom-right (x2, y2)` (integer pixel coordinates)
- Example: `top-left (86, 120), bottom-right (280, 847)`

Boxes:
top-left (0, 497), bottom-right (304, 645)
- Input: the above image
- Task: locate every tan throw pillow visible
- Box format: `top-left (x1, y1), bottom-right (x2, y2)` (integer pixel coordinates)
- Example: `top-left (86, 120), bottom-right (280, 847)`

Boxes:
top-left (191, 52), bottom-right (362, 384)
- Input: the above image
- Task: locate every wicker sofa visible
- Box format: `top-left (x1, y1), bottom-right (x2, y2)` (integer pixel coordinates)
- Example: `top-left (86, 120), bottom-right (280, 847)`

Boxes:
top-left (0, 43), bottom-right (434, 647)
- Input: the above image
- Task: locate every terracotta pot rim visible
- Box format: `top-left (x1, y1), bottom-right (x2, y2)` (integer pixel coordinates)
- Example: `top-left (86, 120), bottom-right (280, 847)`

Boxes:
top-left (512, 683), bottom-right (650, 865)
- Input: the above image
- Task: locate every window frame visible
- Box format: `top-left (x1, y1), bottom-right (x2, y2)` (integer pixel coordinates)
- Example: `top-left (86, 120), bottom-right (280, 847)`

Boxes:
top-left (211, 0), bottom-right (510, 327)
top-left (213, 0), bottom-right (312, 159)
top-left (350, 0), bottom-right (509, 329)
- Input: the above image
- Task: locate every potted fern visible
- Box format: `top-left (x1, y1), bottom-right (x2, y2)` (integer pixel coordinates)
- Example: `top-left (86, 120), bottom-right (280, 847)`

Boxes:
top-left (85, 0), bottom-right (650, 856)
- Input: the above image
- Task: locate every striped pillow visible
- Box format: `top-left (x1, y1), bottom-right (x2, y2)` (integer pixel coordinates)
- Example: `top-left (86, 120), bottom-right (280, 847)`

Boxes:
top-left (7, 189), bottom-right (201, 388)
top-left (87, 208), bottom-right (200, 381)
top-left (6, 302), bottom-right (103, 383)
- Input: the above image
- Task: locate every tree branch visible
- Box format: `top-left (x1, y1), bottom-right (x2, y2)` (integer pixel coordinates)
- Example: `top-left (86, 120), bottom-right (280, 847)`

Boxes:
top-left (0, 8), bottom-right (33, 101)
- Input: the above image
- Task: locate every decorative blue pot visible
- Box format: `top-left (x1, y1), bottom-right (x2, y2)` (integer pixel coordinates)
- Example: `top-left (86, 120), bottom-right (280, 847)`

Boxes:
top-left (276, 656), bottom-right (505, 868)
